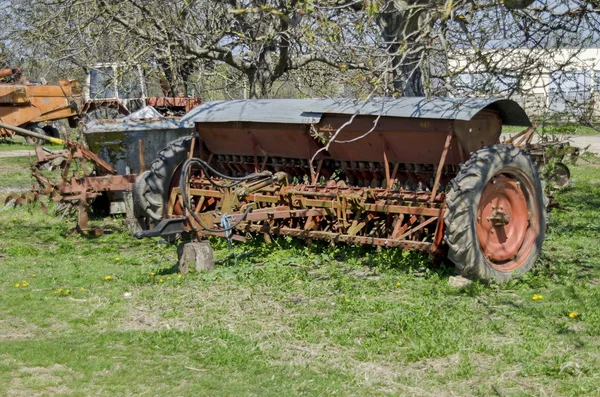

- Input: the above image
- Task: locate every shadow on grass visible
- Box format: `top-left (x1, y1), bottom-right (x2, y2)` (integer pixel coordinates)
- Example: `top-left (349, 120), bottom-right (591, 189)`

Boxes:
top-left (556, 184), bottom-right (600, 210)
top-left (207, 234), bottom-right (458, 281)
top-left (550, 185), bottom-right (600, 235)
top-left (0, 138), bottom-right (30, 146)
top-left (156, 263), bottom-right (179, 275)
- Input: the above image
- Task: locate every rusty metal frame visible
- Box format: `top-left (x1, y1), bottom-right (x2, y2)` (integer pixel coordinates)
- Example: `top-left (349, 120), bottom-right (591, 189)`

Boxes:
top-left (166, 174), bottom-right (445, 253)
top-left (155, 122), bottom-right (461, 253)
top-left (33, 143), bottom-right (135, 232)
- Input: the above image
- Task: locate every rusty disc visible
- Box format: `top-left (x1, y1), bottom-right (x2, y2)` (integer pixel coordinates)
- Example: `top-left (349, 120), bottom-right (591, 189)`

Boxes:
top-left (476, 173), bottom-right (539, 272)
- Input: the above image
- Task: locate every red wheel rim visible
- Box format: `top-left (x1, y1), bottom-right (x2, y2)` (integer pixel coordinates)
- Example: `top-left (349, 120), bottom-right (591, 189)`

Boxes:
top-left (476, 172), bottom-right (539, 272)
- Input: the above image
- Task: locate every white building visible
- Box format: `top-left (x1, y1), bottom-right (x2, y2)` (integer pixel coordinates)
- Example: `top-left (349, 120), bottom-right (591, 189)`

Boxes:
top-left (448, 47), bottom-right (600, 119)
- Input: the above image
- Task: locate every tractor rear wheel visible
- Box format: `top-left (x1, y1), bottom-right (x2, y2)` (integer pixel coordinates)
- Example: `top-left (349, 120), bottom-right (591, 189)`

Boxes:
top-left (24, 126), bottom-right (46, 145)
top-left (133, 136), bottom-right (192, 221)
top-left (42, 125), bottom-right (61, 139)
top-left (444, 144), bottom-right (548, 283)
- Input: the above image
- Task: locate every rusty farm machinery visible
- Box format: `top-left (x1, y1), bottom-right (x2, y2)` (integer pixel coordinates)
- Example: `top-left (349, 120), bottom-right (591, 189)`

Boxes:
top-left (2, 112), bottom-right (196, 233)
top-left (504, 123), bottom-right (580, 189)
top-left (1, 62), bottom-right (202, 232)
top-left (0, 64), bottom-right (202, 146)
top-left (132, 98), bottom-right (549, 283)
top-left (1, 120), bottom-right (131, 229)
top-left (0, 67), bottom-right (82, 144)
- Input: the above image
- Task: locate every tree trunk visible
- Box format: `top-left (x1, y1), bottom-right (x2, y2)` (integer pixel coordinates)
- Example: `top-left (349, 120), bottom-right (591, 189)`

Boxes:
top-left (247, 69), bottom-right (258, 99)
top-left (378, 1), bottom-right (428, 97)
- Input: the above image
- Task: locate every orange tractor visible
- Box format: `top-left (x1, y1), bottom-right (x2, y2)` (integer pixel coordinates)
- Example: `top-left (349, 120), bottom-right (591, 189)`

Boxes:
top-left (0, 64), bottom-right (201, 145)
top-left (0, 67), bottom-right (82, 144)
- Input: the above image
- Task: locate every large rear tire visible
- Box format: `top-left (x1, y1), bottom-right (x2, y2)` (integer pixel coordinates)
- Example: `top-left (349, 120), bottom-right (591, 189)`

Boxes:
top-left (42, 125), bottom-right (61, 139)
top-left (133, 136), bottom-right (192, 221)
top-left (444, 144), bottom-right (548, 283)
top-left (24, 126), bottom-right (46, 145)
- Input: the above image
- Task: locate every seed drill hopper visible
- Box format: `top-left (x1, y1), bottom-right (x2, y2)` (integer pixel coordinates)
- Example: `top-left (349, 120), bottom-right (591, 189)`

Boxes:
top-left (133, 98), bottom-right (548, 282)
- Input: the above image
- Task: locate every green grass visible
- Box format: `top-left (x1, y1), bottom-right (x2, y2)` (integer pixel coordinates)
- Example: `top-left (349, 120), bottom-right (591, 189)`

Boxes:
top-left (0, 156), bottom-right (38, 190)
top-left (1, 149), bottom-right (600, 396)
top-left (503, 124), bottom-right (600, 136)
top-left (0, 136), bottom-right (64, 151)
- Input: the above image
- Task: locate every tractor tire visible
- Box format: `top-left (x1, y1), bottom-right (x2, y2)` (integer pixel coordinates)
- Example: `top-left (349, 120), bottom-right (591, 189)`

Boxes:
top-left (24, 126), bottom-right (46, 145)
top-left (133, 136), bottom-right (192, 221)
top-left (42, 125), bottom-right (61, 139)
top-left (444, 144), bottom-right (548, 283)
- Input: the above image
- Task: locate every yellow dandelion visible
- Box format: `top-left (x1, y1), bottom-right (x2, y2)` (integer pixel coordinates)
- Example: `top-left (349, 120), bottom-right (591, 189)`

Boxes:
top-left (55, 288), bottom-right (62, 294)
top-left (177, 274), bottom-right (182, 279)
top-left (21, 281), bottom-right (29, 287)
top-left (115, 257), bottom-right (120, 261)
top-left (345, 298), bottom-right (350, 303)
top-left (14, 283), bottom-right (20, 288)
top-left (104, 275), bottom-right (112, 281)
top-left (79, 287), bottom-right (85, 291)
top-left (12, 218), bottom-right (16, 221)
top-left (149, 272), bottom-right (155, 276)
top-left (167, 276), bottom-right (172, 280)
top-left (396, 282), bottom-right (401, 287)
top-left (158, 278), bottom-right (164, 283)
top-left (65, 289), bottom-right (70, 294)
top-left (569, 312), bottom-right (580, 319)
top-left (532, 294), bottom-right (543, 301)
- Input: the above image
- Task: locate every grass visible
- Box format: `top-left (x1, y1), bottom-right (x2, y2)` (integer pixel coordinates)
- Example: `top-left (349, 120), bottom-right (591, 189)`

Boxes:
top-left (0, 156), bottom-right (38, 191)
top-left (0, 136), bottom-right (64, 151)
top-left (503, 124), bottom-right (600, 136)
top-left (1, 146), bottom-right (600, 396)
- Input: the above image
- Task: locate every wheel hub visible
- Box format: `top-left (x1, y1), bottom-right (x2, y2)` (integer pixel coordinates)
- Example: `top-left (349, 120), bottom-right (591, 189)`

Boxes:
top-left (476, 174), bottom-right (531, 269)
top-left (488, 206), bottom-right (511, 227)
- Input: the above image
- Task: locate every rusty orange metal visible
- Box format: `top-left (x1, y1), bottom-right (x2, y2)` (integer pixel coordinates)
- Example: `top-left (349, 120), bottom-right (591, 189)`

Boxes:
top-left (0, 74), bottom-right (82, 138)
top-left (136, 99), bottom-right (528, 261)
top-left (476, 174), bottom-right (539, 271)
top-left (0, 72), bottom-right (82, 137)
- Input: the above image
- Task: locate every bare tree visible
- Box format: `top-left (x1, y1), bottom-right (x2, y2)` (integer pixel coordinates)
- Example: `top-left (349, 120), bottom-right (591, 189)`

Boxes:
top-left (4, 0), bottom-right (600, 125)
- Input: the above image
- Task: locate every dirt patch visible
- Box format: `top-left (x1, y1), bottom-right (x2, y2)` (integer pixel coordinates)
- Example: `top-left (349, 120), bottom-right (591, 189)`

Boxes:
top-left (0, 150), bottom-right (35, 159)
top-left (0, 317), bottom-right (39, 341)
top-left (571, 136), bottom-right (600, 155)
top-left (0, 187), bottom-right (30, 195)
top-left (7, 364), bottom-right (75, 397)
top-left (121, 306), bottom-right (165, 331)
top-left (0, 315), bottom-right (69, 341)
